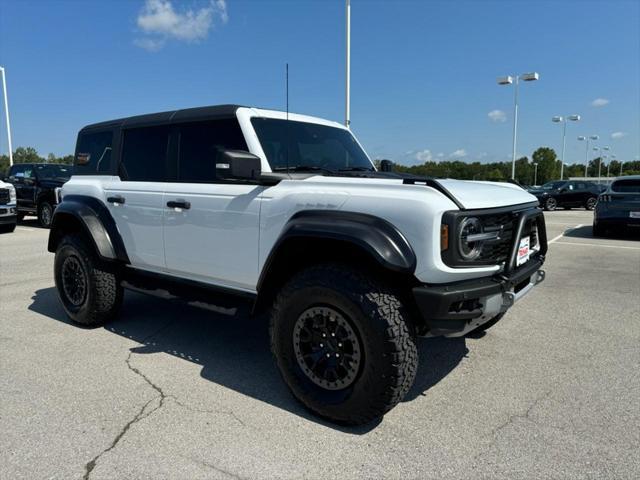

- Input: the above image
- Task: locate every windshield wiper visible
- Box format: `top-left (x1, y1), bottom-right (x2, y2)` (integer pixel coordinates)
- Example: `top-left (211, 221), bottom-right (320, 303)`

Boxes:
top-left (338, 166), bottom-right (375, 172)
top-left (273, 165), bottom-right (336, 174)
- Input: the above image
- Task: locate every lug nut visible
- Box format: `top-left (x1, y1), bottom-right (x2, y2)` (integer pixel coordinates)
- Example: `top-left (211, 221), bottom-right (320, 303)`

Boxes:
top-left (336, 353), bottom-right (340, 358)
top-left (331, 333), bottom-right (335, 337)
top-left (338, 342), bottom-right (342, 347)
top-left (320, 343), bottom-right (324, 347)
top-left (326, 353), bottom-right (331, 358)
top-left (322, 333), bottom-right (326, 338)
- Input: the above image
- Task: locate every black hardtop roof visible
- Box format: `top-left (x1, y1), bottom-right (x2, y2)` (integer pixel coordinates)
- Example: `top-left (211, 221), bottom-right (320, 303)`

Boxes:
top-left (80, 104), bottom-right (245, 132)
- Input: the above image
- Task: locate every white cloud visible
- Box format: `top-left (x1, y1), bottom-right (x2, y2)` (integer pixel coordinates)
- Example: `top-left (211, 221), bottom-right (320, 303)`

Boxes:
top-left (611, 131), bottom-right (627, 139)
top-left (415, 149), bottom-right (433, 162)
top-left (436, 152), bottom-right (444, 158)
top-left (135, 0), bottom-right (227, 50)
top-left (591, 98), bottom-right (609, 107)
top-left (488, 109), bottom-right (507, 122)
top-left (450, 149), bottom-right (467, 158)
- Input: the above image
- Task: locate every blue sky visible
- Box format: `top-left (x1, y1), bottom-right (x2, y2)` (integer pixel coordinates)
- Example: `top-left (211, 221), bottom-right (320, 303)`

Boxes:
top-left (0, 0), bottom-right (638, 166)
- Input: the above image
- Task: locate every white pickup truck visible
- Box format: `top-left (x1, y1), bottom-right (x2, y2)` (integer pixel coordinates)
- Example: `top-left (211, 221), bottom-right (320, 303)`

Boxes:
top-left (0, 179), bottom-right (17, 233)
top-left (48, 105), bottom-right (547, 424)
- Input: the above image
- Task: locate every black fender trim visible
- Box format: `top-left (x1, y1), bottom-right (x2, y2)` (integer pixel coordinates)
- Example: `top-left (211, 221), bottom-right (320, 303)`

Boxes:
top-left (256, 210), bottom-right (416, 292)
top-left (48, 194), bottom-right (129, 263)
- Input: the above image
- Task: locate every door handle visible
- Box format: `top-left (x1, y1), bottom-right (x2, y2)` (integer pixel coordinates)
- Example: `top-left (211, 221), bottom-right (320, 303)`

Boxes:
top-left (167, 200), bottom-right (191, 210)
top-left (107, 195), bottom-right (126, 205)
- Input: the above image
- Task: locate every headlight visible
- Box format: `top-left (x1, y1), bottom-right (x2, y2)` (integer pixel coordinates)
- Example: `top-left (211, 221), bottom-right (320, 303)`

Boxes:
top-left (8, 185), bottom-right (16, 204)
top-left (458, 216), bottom-right (484, 260)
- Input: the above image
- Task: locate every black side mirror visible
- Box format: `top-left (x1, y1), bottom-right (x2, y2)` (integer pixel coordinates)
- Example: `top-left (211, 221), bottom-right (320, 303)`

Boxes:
top-left (216, 150), bottom-right (262, 181)
top-left (379, 159), bottom-right (394, 172)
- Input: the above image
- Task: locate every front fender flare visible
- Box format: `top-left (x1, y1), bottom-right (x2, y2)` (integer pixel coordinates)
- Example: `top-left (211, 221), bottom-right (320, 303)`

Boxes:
top-left (257, 210), bottom-right (416, 292)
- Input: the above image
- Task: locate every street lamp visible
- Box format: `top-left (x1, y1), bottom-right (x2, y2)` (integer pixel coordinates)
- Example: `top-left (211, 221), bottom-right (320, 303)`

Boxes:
top-left (607, 155), bottom-right (616, 177)
top-left (0, 66), bottom-right (13, 167)
top-left (497, 71), bottom-right (540, 179)
top-left (532, 161), bottom-right (538, 186)
top-left (552, 115), bottom-right (580, 180)
top-left (578, 135), bottom-right (599, 177)
top-left (593, 146), bottom-right (610, 183)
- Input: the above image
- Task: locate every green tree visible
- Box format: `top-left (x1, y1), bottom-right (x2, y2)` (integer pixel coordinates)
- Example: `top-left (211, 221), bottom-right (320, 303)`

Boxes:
top-left (13, 146), bottom-right (43, 164)
top-left (532, 147), bottom-right (558, 184)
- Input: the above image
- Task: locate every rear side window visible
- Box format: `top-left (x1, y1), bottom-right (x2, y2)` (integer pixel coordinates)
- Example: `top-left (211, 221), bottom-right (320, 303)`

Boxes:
top-left (612, 179), bottom-right (640, 193)
top-left (75, 131), bottom-right (113, 174)
top-left (176, 119), bottom-right (248, 183)
top-left (120, 126), bottom-right (170, 182)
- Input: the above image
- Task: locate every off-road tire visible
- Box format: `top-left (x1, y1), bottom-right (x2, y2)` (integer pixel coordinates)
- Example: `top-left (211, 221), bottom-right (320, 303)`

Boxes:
top-left (270, 263), bottom-right (418, 425)
top-left (54, 234), bottom-right (123, 326)
top-left (0, 223), bottom-right (16, 233)
top-left (38, 201), bottom-right (53, 228)
top-left (585, 196), bottom-right (598, 210)
top-left (544, 197), bottom-right (557, 211)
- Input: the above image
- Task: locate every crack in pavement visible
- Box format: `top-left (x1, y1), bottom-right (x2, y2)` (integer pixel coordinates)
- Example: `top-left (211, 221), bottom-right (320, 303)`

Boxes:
top-left (82, 322), bottom-right (175, 479)
top-left (180, 454), bottom-right (248, 480)
top-left (471, 389), bottom-right (553, 463)
top-left (170, 396), bottom-right (249, 428)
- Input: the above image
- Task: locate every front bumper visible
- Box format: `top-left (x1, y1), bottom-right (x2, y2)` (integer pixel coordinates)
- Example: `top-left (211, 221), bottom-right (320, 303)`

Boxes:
top-left (413, 206), bottom-right (548, 337)
top-left (413, 260), bottom-right (545, 336)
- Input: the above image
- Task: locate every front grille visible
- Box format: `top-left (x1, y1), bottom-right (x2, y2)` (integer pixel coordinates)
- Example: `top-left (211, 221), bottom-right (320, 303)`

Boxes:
top-left (477, 212), bottom-right (515, 263)
top-left (0, 188), bottom-right (9, 205)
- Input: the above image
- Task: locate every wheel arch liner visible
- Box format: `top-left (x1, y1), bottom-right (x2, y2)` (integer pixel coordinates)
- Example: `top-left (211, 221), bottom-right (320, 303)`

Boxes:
top-left (257, 210), bottom-right (416, 291)
top-left (48, 195), bottom-right (129, 263)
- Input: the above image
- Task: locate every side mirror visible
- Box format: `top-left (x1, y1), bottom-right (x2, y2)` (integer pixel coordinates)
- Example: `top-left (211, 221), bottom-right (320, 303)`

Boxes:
top-left (216, 150), bottom-right (262, 181)
top-left (379, 159), bottom-right (394, 172)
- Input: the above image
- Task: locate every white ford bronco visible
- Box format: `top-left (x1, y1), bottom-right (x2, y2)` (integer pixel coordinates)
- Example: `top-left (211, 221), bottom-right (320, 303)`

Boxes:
top-left (49, 105), bottom-right (547, 424)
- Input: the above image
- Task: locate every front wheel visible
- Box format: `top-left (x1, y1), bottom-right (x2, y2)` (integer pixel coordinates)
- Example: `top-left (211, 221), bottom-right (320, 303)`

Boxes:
top-left (544, 197), bottom-right (557, 211)
top-left (54, 234), bottom-right (123, 326)
top-left (0, 223), bottom-right (16, 234)
top-left (38, 201), bottom-right (54, 228)
top-left (270, 264), bottom-right (418, 425)
top-left (585, 196), bottom-right (598, 210)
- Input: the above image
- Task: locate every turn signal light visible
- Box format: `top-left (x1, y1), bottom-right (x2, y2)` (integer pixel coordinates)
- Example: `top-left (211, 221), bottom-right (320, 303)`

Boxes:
top-left (441, 224), bottom-right (449, 251)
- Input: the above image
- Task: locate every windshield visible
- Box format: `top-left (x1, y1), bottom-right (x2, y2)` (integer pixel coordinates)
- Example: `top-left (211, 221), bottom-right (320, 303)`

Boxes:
top-left (251, 118), bottom-right (374, 172)
top-left (35, 164), bottom-right (73, 180)
top-left (540, 181), bottom-right (566, 190)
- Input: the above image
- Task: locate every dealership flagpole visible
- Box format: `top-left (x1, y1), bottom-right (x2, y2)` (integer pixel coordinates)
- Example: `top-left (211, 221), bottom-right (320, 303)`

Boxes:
top-left (345, 0), bottom-right (351, 129)
top-left (0, 66), bottom-right (14, 166)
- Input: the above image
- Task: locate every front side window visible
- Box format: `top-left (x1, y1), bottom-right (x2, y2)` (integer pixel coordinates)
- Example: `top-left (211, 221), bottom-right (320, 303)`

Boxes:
top-left (75, 131), bottom-right (113, 174)
top-left (35, 164), bottom-right (73, 180)
top-left (251, 118), bottom-right (373, 172)
top-left (541, 181), bottom-right (566, 190)
top-left (121, 126), bottom-right (170, 182)
top-left (177, 119), bottom-right (248, 183)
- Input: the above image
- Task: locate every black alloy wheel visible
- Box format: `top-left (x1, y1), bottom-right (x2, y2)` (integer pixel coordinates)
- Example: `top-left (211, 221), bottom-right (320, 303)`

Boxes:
top-left (61, 255), bottom-right (88, 307)
top-left (544, 197), bottom-right (557, 211)
top-left (586, 197), bottom-right (597, 210)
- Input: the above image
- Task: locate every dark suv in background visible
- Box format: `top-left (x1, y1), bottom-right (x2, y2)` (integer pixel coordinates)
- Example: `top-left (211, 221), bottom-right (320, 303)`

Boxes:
top-left (4, 163), bottom-right (72, 227)
top-left (528, 180), bottom-right (602, 211)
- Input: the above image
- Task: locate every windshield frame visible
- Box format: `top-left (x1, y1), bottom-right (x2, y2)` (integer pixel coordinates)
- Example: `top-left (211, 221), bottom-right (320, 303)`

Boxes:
top-left (238, 108), bottom-right (375, 174)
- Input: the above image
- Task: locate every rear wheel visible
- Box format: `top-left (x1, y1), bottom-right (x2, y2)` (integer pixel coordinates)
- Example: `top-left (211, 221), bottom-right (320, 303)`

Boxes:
top-left (38, 201), bottom-right (53, 228)
top-left (54, 234), bottom-right (123, 326)
top-left (544, 197), bottom-right (557, 211)
top-left (0, 223), bottom-right (16, 233)
top-left (585, 196), bottom-right (598, 210)
top-left (270, 264), bottom-right (418, 425)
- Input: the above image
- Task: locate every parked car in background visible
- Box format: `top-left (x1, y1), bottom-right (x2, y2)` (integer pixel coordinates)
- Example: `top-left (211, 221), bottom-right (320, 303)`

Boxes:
top-left (4, 163), bottom-right (72, 227)
top-left (0, 179), bottom-right (17, 233)
top-left (527, 180), bottom-right (601, 211)
top-left (593, 176), bottom-right (640, 236)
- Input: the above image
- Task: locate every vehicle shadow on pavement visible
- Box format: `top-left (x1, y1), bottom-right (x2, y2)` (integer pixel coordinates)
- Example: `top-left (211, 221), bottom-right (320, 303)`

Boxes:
top-left (564, 224), bottom-right (640, 240)
top-left (29, 287), bottom-right (467, 432)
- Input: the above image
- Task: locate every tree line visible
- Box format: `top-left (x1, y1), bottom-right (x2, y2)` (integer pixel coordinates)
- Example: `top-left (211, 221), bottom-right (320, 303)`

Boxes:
top-left (2, 145), bottom-right (639, 184)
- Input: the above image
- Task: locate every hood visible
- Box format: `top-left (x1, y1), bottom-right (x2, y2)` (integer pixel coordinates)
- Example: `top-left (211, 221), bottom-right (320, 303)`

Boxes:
top-left (302, 175), bottom-right (539, 210)
top-left (527, 188), bottom-right (549, 196)
top-left (436, 179), bottom-right (539, 209)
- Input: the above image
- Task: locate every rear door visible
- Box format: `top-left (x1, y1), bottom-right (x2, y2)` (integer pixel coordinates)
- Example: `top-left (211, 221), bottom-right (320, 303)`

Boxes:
top-left (101, 126), bottom-right (170, 271)
top-left (163, 118), bottom-right (263, 291)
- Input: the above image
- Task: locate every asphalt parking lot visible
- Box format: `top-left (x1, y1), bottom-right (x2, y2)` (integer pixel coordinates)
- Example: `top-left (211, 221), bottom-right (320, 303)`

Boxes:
top-left (1, 210), bottom-right (639, 480)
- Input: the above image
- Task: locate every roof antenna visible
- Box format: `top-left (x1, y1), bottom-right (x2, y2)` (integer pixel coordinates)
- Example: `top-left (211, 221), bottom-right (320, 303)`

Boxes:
top-left (285, 62), bottom-right (290, 175)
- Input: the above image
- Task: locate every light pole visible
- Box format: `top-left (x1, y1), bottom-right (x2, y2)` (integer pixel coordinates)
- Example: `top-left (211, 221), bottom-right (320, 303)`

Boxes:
top-left (578, 135), bottom-right (599, 177)
top-left (607, 154), bottom-right (616, 177)
top-left (594, 146), bottom-right (610, 183)
top-left (345, 0), bottom-right (351, 129)
top-left (620, 160), bottom-right (624, 176)
top-left (497, 72), bottom-right (540, 179)
top-left (552, 115), bottom-right (580, 180)
top-left (0, 66), bottom-right (13, 167)
top-left (533, 161), bottom-right (538, 186)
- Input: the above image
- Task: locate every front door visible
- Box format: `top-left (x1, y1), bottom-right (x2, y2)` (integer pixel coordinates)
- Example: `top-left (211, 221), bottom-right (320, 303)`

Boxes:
top-left (162, 119), bottom-right (263, 292)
